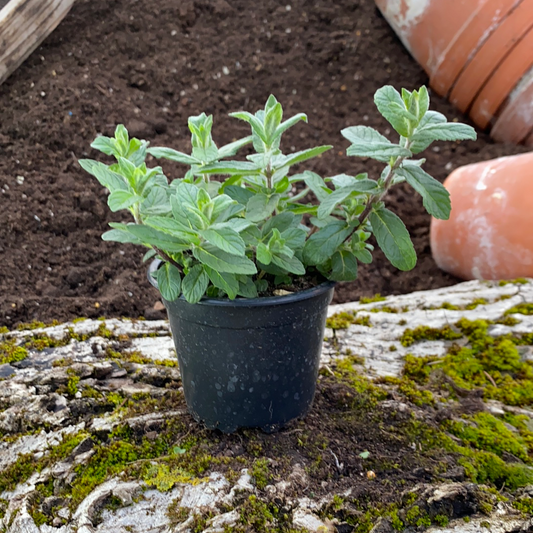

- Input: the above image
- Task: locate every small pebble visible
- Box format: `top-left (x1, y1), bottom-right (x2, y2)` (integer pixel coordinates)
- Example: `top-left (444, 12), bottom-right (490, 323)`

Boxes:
top-left (222, 66), bottom-right (230, 75)
top-left (445, 162), bottom-right (453, 171)
top-left (171, 30), bottom-right (177, 36)
top-left (16, 176), bottom-right (25, 185)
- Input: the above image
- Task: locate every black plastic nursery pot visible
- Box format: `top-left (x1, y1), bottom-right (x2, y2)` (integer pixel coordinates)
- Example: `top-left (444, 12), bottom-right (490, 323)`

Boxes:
top-left (148, 260), bottom-right (335, 433)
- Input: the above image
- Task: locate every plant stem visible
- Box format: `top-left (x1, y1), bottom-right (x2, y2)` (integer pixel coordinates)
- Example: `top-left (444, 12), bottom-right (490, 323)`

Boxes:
top-left (152, 247), bottom-right (185, 274)
top-left (356, 146), bottom-right (410, 228)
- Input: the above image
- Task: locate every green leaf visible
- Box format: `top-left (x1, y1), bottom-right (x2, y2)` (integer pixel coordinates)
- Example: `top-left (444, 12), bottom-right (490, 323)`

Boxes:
top-left (224, 185), bottom-right (254, 205)
top-left (262, 212), bottom-right (297, 236)
top-left (256, 242), bottom-right (272, 265)
top-left (369, 207), bottom-right (416, 271)
top-left (255, 279), bottom-right (268, 293)
top-left (147, 147), bottom-right (199, 165)
top-left (237, 276), bottom-right (258, 298)
top-left (155, 263), bottom-right (182, 301)
top-left (124, 224), bottom-right (191, 253)
top-left (280, 227), bottom-right (307, 249)
top-left (229, 111), bottom-right (269, 146)
top-left (342, 126), bottom-right (412, 163)
top-left (213, 219), bottom-right (252, 233)
top-left (199, 161), bottom-right (261, 176)
top-left (329, 174), bottom-right (366, 188)
top-left (353, 248), bottom-right (373, 264)
top-left (91, 136), bottom-right (115, 156)
top-left (210, 195), bottom-right (237, 220)
top-left (79, 160), bottom-right (129, 192)
top-left (330, 250), bottom-right (358, 281)
top-left (374, 86), bottom-right (417, 137)
top-left (245, 194), bottom-right (280, 222)
top-left (303, 221), bottom-right (353, 265)
top-left (278, 146), bottom-right (332, 168)
top-left (271, 253), bottom-right (305, 275)
top-left (302, 171), bottom-right (329, 202)
top-left (410, 122), bottom-right (477, 154)
top-left (217, 136), bottom-right (254, 159)
top-left (317, 180), bottom-right (380, 219)
top-left (274, 113), bottom-right (307, 138)
top-left (201, 227), bottom-right (246, 256)
top-left (173, 182), bottom-right (199, 207)
top-left (193, 244), bottom-right (257, 275)
top-left (396, 164), bottom-right (451, 219)
top-left (102, 228), bottom-right (143, 245)
top-left (416, 86), bottom-right (430, 120)
top-left (108, 190), bottom-right (140, 212)
top-left (408, 111), bottom-right (447, 153)
top-left (182, 264), bottom-right (209, 303)
top-left (143, 216), bottom-right (199, 242)
top-left (140, 186), bottom-right (171, 216)
top-left (264, 101), bottom-right (283, 142)
top-left (204, 267), bottom-right (239, 299)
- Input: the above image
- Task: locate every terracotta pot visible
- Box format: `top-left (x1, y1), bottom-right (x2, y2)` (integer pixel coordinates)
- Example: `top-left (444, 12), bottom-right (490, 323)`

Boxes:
top-left (449, 0), bottom-right (533, 113)
top-left (375, 0), bottom-right (533, 145)
top-left (430, 153), bottom-right (533, 281)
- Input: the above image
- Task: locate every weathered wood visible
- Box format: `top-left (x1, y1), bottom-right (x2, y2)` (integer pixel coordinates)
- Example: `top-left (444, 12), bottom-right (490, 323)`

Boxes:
top-left (0, 0), bottom-right (75, 85)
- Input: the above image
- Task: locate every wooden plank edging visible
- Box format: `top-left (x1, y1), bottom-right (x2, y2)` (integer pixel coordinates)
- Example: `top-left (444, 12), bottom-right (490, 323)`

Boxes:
top-left (0, 0), bottom-right (76, 85)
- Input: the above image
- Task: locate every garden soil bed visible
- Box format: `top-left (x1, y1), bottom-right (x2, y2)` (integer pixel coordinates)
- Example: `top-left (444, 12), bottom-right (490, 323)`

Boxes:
top-left (0, 0), bottom-right (528, 328)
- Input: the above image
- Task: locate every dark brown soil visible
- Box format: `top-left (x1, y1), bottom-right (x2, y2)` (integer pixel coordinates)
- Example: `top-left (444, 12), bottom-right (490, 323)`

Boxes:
top-left (0, 0), bottom-right (528, 328)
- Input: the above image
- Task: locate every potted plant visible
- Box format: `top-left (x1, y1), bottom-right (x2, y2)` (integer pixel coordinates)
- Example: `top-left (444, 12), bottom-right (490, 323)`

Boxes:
top-left (80, 85), bottom-right (476, 433)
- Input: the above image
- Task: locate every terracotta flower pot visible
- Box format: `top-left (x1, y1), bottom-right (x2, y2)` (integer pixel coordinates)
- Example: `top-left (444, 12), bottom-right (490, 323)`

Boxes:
top-left (430, 153), bottom-right (533, 281)
top-left (375, 0), bottom-right (533, 146)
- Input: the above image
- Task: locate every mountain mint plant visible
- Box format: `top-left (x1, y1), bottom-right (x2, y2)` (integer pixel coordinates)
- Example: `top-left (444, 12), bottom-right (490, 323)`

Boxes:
top-left (80, 86), bottom-right (476, 303)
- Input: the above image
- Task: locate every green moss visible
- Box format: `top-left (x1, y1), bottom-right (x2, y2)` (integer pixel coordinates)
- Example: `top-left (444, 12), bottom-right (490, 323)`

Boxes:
top-left (143, 463), bottom-right (208, 491)
top-left (326, 311), bottom-right (371, 330)
top-left (335, 357), bottom-right (387, 406)
top-left (499, 278), bottom-right (528, 286)
top-left (81, 386), bottom-right (103, 399)
top-left (332, 495), bottom-right (344, 511)
top-left (399, 325), bottom-right (463, 347)
top-left (0, 339), bottom-right (28, 364)
top-left (464, 298), bottom-right (488, 310)
top-left (52, 357), bottom-right (74, 367)
top-left (106, 347), bottom-right (178, 367)
top-left (437, 301), bottom-right (460, 310)
top-left (360, 294), bottom-right (386, 304)
top-left (404, 318), bottom-right (533, 407)
top-left (433, 514), bottom-right (449, 526)
top-left (513, 497), bottom-right (533, 515)
top-left (167, 503), bottom-right (190, 527)
top-left (251, 458), bottom-right (272, 490)
top-left (382, 377), bottom-right (434, 406)
top-left (369, 306), bottom-right (400, 313)
top-left (495, 315), bottom-right (521, 326)
top-left (402, 353), bottom-right (440, 383)
top-left (0, 453), bottom-right (37, 493)
top-left (0, 498), bottom-right (7, 521)
top-left (66, 375), bottom-right (80, 396)
top-left (446, 413), bottom-right (529, 462)
top-left (505, 303), bottom-right (533, 316)
top-left (234, 496), bottom-right (307, 533)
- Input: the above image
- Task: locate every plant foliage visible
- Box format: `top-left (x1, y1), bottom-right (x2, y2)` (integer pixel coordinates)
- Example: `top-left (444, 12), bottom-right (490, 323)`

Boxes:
top-left (81, 86), bottom-right (476, 303)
